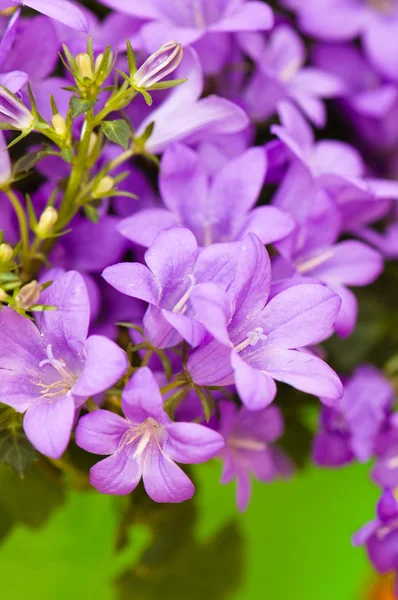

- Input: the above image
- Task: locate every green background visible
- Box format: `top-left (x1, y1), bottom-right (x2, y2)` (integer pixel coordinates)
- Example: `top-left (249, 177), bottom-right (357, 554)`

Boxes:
top-left (0, 459), bottom-right (381, 600)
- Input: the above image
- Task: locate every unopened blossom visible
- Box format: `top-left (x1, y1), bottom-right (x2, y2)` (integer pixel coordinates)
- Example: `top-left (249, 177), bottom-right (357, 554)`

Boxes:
top-left (313, 365), bottom-right (393, 466)
top-left (0, 271), bottom-right (128, 458)
top-left (187, 233), bottom-right (343, 410)
top-left (218, 401), bottom-right (293, 511)
top-left (103, 227), bottom-right (241, 349)
top-left (353, 489), bottom-right (398, 592)
top-left (118, 143), bottom-right (294, 248)
top-left (283, 0), bottom-right (398, 80)
top-left (0, 0), bottom-right (88, 32)
top-left (241, 25), bottom-right (344, 126)
top-left (76, 367), bottom-right (224, 501)
top-left (0, 84), bottom-right (34, 129)
top-left (133, 41), bottom-right (183, 89)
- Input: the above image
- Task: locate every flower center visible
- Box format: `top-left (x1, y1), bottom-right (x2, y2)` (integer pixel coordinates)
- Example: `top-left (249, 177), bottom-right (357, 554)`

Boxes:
top-left (36, 344), bottom-right (77, 399)
top-left (234, 327), bottom-right (267, 353)
top-left (280, 58), bottom-right (302, 82)
top-left (172, 274), bottom-right (196, 314)
top-left (228, 436), bottom-right (267, 452)
top-left (119, 418), bottom-right (168, 459)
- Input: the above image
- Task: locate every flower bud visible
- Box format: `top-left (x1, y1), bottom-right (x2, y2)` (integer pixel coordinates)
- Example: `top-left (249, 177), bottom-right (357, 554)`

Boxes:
top-left (88, 132), bottom-right (98, 157)
top-left (16, 280), bottom-right (42, 310)
top-left (93, 176), bottom-right (114, 197)
top-left (0, 243), bottom-right (13, 263)
top-left (0, 85), bottom-right (34, 130)
top-left (37, 207), bottom-right (58, 237)
top-left (0, 289), bottom-right (8, 302)
top-left (133, 41), bottom-right (183, 89)
top-left (76, 52), bottom-right (93, 79)
top-left (52, 114), bottom-right (67, 137)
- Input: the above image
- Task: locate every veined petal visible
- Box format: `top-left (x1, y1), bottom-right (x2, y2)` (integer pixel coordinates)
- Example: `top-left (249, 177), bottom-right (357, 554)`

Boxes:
top-left (143, 450), bottom-right (195, 503)
top-left (122, 367), bottom-right (168, 424)
top-left (102, 263), bottom-right (159, 304)
top-left (22, 0), bottom-right (89, 32)
top-left (165, 422), bottom-right (224, 464)
top-left (232, 351), bottom-right (277, 410)
top-left (161, 309), bottom-right (206, 348)
top-left (190, 282), bottom-right (232, 346)
top-left (75, 410), bottom-right (129, 455)
top-left (117, 209), bottom-right (178, 248)
top-left (90, 450), bottom-right (142, 495)
top-left (211, 1), bottom-right (274, 32)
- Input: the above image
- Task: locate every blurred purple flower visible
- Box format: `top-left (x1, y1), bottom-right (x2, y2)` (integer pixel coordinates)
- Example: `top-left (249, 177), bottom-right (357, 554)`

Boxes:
top-left (0, 0), bottom-right (88, 32)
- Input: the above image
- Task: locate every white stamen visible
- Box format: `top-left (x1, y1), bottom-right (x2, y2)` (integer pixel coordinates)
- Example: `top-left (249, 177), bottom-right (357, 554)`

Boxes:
top-left (193, 0), bottom-right (206, 28)
top-left (296, 249), bottom-right (335, 274)
top-left (37, 344), bottom-right (76, 398)
top-left (234, 327), bottom-right (267, 353)
top-left (377, 518), bottom-right (398, 540)
top-left (387, 455), bottom-right (398, 470)
top-left (228, 437), bottom-right (267, 452)
top-left (172, 274), bottom-right (196, 314)
top-left (280, 58), bottom-right (302, 82)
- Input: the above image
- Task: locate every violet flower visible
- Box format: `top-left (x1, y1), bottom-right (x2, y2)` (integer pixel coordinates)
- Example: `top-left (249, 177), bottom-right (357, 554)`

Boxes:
top-left (0, 271), bottom-right (128, 458)
top-left (0, 0), bottom-right (88, 32)
top-left (283, 0), bottom-right (398, 80)
top-left (0, 84), bottom-right (33, 129)
top-left (313, 365), bottom-right (393, 466)
top-left (241, 25), bottom-right (344, 127)
top-left (118, 143), bottom-right (294, 248)
top-left (103, 227), bottom-right (241, 349)
top-left (135, 49), bottom-right (249, 154)
top-left (218, 400), bottom-right (292, 511)
top-left (187, 233), bottom-right (343, 410)
top-left (75, 367), bottom-right (224, 501)
top-left (353, 489), bottom-right (398, 592)
top-left (0, 9), bottom-right (27, 93)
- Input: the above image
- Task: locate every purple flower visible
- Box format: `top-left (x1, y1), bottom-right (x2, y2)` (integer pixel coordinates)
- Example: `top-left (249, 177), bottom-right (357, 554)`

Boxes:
top-left (187, 233), bottom-right (343, 410)
top-left (103, 227), bottom-right (241, 349)
top-left (118, 143), bottom-right (294, 248)
top-left (0, 9), bottom-right (27, 93)
top-left (313, 365), bottom-right (393, 466)
top-left (0, 0), bottom-right (88, 32)
top-left (373, 426), bottom-right (398, 489)
top-left (135, 49), bottom-right (249, 154)
top-left (100, 0), bottom-right (273, 74)
top-left (0, 84), bottom-right (33, 129)
top-left (0, 271), bottom-right (128, 458)
top-left (241, 25), bottom-right (344, 127)
top-left (284, 0), bottom-right (398, 80)
top-left (353, 489), bottom-right (398, 588)
top-left (132, 41), bottom-right (183, 89)
top-left (75, 367), bottom-right (224, 501)
top-left (218, 400), bottom-right (292, 511)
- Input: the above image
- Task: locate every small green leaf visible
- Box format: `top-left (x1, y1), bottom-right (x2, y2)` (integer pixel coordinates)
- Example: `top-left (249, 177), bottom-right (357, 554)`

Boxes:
top-left (0, 407), bottom-right (36, 477)
top-left (70, 96), bottom-right (95, 118)
top-left (126, 40), bottom-right (137, 75)
top-left (61, 147), bottom-right (74, 163)
top-left (84, 204), bottom-right (99, 223)
top-left (194, 386), bottom-right (214, 422)
top-left (148, 78), bottom-right (187, 90)
top-left (12, 150), bottom-right (54, 176)
top-left (101, 119), bottom-right (131, 150)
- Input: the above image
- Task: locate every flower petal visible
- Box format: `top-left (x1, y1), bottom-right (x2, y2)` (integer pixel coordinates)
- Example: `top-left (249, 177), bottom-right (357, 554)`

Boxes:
top-left (165, 422), bottom-right (224, 463)
top-left (143, 450), bottom-right (195, 503)
top-left (23, 395), bottom-right (75, 459)
top-left (90, 450), bottom-right (142, 495)
top-left (122, 367), bottom-right (168, 424)
top-left (75, 410), bottom-right (129, 455)
top-left (23, 0), bottom-right (89, 32)
top-left (117, 208), bottom-right (178, 248)
top-left (232, 351), bottom-right (277, 410)
top-left (190, 282), bottom-right (232, 346)
top-left (102, 262), bottom-right (159, 304)
top-left (211, 1), bottom-right (274, 32)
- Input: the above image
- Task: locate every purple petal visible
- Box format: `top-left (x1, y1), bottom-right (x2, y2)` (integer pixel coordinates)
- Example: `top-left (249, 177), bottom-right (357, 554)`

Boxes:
top-left (190, 282), bottom-right (232, 346)
top-left (211, 1), bottom-right (274, 32)
top-left (141, 21), bottom-right (203, 52)
top-left (328, 284), bottom-right (358, 338)
top-left (272, 100), bottom-right (314, 156)
top-left (312, 431), bottom-right (352, 466)
top-left (299, 4), bottom-right (365, 40)
top-left (72, 335), bottom-right (128, 399)
top-left (142, 450), bottom-right (195, 503)
top-left (118, 208), bottom-right (178, 248)
top-left (238, 205), bottom-right (295, 244)
top-left (161, 309), bottom-right (206, 348)
top-left (257, 348), bottom-right (343, 404)
top-left (75, 410), bottom-right (129, 455)
top-left (194, 241), bottom-right (241, 285)
top-left (259, 283), bottom-right (341, 348)
top-left (90, 450), bottom-right (142, 495)
top-left (232, 351), bottom-right (277, 410)
top-left (0, 71), bottom-right (27, 94)
top-left (39, 270), bottom-right (90, 351)
top-left (236, 470), bottom-right (252, 512)
top-left (102, 263), bottom-right (159, 304)
top-left (143, 304), bottom-right (183, 349)
top-left (363, 18), bottom-right (398, 81)
top-left (188, 340), bottom-right (234, 387)
top-left (99, 0), bottom-right (160, 18)
top-left (0, 9), bottom-right (20, 69)
top-left (122, 367), bottom-right (168, 424)
top-left (352, 520), bottom-right (379, 547)
top-left (165, 422), bottom-right (224, 463)
top-left (23, 395), bottom-right (75, 459)
top-left (23, 0), bottom-right (89, 32)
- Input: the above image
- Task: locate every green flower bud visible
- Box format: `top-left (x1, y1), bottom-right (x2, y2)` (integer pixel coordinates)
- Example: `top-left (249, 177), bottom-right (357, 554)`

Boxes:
top-left (37, 207), bottom-right (58, 237)
top-left (16, 280), bottom-right (42, 310)
top-left (76, 52), bottom-right (93, 79)
top-left (0, 243), bottom-right (13, 263)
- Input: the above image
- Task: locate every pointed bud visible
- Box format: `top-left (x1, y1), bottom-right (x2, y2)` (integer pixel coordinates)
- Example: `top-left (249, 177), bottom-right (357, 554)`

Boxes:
top-left (52, 114), bottom-right (67, 137)
top-left (0, 243), bottom-right (13, 263)
top-left (0, 86), bottom-right (34, 130)
top-left (76, 53), bottom-right (93, 79)
top-left (133, 41), bottom-right (183, 89)
top-left (88, 132), bottom-right (98, 158)
top-left (37, 207), bottom-right (58, 237)
top-left (16, 280), bottom-right (42, 310)
top-left (93, 175), bottom-right (114, 197)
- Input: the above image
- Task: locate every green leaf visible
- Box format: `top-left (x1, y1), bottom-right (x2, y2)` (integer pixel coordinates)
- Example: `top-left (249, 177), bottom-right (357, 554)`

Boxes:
top-left (148, 78), bottom-right (187, 90)
top-left (101, 119), bottom-right (131, 150)
top-left (0, 406), bottom-right (36, 477)
top-left (84, 204), bottom-right (100, 224)
top-left (70, 96), bottom-right (95, 118)
top-left (126, 39), bottom-right (137, 75)
top-left (12, 149), bottom-right (55, 176)
top-left (194, 386), bottom-right (214, 422)
top-left (61, 147), bottom-right (74, 163)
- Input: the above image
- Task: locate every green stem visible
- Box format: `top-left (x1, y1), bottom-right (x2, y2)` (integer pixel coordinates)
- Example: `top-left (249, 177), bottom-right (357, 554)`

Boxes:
top-left (160, 379), bottom-right (186, 395)
top-left (4, 187), bottom-right (29, 257)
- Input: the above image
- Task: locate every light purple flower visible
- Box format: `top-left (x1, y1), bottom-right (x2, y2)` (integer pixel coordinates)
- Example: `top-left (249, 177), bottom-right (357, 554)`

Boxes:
top-left (118, 143), bottom-right (294, 248)
top-left (284, 0), bottom-right (398, 80)
top-left (218, 400), bottom-right (292, 511)
top-left (75, 367), bottom-right (224, 501)
top-left (353, 489), bottom-right (398, 589)
top-left (241, 25), bottom-right (344, 126)
top-left (0, 271), bottom-right (128, 458)
top-left (0, 0), bottom-right (88, 32)
top-left (187, 233), bottom-right (343, 410)
top-left (0, 84), bottom-right (33, 129)
top-left (373, 426), bottom-right (398, 490)
top-left (103, 227), bottom-right (241, 349)
top-left (135, 49), bottom-right (249, 154)
top-left (100, 0), bottom-right (273, 74)
top-left (313, 365), bottom-right (393, 466)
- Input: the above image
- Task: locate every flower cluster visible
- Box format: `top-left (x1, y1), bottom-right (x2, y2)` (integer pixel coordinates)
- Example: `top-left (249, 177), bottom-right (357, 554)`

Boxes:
top-left (0, 0), bottom-right (397, 584)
